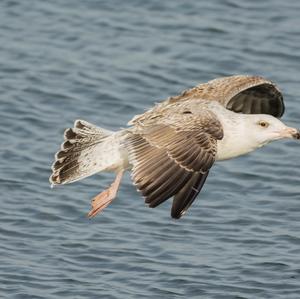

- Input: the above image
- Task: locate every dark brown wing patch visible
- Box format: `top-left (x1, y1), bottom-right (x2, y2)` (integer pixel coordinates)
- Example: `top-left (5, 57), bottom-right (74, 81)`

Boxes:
top-left (126, 109), bottom-right (224, 217)
top-left (126, 134), bottom-right (193, 208)
top-left (139, 114), bottom-right (222, 173)
top-left (129, 76), bottom-right (284, 128)
top-left (227, 83), bottom-right (284, 117)
top-left (171, 171), bottom-right (209, 219)
top-left (165, 75), bottom-right (284, 118)
top-left (126, 116), bottom-right (222, 215)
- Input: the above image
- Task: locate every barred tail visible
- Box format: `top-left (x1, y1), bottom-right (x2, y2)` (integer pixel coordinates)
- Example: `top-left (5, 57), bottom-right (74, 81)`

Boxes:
top-left (50, 120), bottom-right (115, 186)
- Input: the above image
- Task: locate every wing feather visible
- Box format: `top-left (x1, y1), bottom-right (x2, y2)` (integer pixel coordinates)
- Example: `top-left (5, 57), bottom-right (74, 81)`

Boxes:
top-left (126, 134), bottom-right (193, 208)
top-left (129, 75), bottom-right (284, 127)
top-left (171, 171), bottom-right (209, 219)
top-left (126, 111), bottom-right (223, 217)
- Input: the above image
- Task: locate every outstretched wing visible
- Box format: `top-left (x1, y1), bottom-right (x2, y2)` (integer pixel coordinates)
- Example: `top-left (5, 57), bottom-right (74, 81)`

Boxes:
top-left (168, 75), bottom-right (284, 117)
top-left (126, 111), bottom-right (223, 218)
top-left (129, 75), bottom-right (284, 126)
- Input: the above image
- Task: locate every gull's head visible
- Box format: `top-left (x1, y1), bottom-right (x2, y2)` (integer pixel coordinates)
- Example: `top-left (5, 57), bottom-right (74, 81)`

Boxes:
top-left (247, 114), bottom-right (300, 146)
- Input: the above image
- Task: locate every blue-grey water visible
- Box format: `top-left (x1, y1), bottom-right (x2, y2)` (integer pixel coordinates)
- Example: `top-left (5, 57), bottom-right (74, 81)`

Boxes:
top-left (1, 1), bottom-right (300, 298)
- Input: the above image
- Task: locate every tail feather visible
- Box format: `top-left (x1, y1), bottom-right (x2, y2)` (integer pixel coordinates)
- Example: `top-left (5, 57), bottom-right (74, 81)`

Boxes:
top-left (50, 120), bottom-right (114, 186)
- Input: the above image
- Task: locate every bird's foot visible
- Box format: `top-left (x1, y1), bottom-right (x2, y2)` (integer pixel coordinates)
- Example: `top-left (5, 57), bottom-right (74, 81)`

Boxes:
top-left (87, 170), bottom-right (123, 218)
top-left (87, 189), bottom-right (113, 218)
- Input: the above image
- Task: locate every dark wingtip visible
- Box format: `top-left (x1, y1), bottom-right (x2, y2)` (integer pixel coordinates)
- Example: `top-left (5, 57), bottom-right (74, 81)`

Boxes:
top-left (171, 210), bottom-right (184, 219)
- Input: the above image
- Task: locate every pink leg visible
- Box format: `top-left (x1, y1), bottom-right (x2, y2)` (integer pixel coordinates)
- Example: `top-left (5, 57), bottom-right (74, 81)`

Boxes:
top-left (88, 170), bottom-right (124, 218)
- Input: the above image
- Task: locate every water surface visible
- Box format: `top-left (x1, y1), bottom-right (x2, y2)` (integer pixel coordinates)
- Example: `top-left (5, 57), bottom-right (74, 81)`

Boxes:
top-left (1, 1), bottom-right (300, 298)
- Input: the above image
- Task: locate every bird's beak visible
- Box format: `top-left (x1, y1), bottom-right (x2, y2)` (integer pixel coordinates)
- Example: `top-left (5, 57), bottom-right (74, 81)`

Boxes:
top-left (280, 127), bottom-right (300, 139)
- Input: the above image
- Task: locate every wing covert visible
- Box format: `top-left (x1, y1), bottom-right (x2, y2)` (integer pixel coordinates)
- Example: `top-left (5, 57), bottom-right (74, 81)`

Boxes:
top-left (126, 111), bottom-right (223, 217)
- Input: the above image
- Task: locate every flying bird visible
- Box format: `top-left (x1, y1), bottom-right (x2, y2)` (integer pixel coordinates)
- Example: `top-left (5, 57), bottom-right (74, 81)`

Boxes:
top-left (50, 75), bottom-right (300, 219)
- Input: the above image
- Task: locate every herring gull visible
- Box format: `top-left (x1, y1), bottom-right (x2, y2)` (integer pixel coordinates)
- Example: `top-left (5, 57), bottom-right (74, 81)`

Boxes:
top-left (50, 75), bottom-right (300, 219)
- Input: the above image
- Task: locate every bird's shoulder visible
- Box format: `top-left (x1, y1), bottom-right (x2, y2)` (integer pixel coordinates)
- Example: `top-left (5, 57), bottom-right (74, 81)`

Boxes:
top-left (128, 99), bottom-right (224, 143)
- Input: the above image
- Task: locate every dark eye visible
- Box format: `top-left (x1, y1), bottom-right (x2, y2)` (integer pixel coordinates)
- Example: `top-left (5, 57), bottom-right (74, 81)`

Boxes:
top-left (259, 121), bottom-right (269, 128)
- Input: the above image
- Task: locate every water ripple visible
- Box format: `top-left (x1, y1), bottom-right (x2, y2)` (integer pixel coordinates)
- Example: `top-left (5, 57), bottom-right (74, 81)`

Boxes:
top-left (1, 0), bottom-right (300, 298)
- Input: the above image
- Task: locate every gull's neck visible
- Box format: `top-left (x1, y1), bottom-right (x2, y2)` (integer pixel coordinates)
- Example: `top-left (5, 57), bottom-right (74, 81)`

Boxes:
top-left (214, 109), bottom-right (259, 161)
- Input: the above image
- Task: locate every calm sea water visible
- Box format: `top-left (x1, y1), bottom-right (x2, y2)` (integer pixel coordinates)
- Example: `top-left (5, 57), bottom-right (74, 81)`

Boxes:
top-left (1, 1), bottom-right (300, 298)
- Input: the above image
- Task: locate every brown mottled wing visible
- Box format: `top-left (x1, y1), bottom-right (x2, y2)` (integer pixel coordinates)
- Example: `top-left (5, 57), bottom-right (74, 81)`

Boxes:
top-left (126, 112), bottom-right (223, 216)
top-left (168, 75), bottom-right (284, 117)
top-left (129, 75), bottom-right (284, 126)
top-left (126, 134), bottom-right (194, 208)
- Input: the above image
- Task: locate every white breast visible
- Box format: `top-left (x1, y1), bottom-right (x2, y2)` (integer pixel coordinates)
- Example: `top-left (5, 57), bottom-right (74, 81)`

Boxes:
top-left (216, 138), bottom-right (255, 160)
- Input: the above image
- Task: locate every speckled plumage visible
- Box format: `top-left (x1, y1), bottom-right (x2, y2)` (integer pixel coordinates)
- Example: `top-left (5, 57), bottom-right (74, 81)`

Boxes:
top-left (128, 75), bottom-right (284, 126)
top-left (50, 75), bottom-right (298, 219)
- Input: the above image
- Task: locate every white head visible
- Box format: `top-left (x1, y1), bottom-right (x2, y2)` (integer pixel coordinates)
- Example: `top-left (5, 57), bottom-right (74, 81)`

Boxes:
top-left (217, 112), bottom-right (300, 160)
top-left (245, 114), bottom-right (300, 147)
top-left (216, 110), bottom-right (299, 161)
